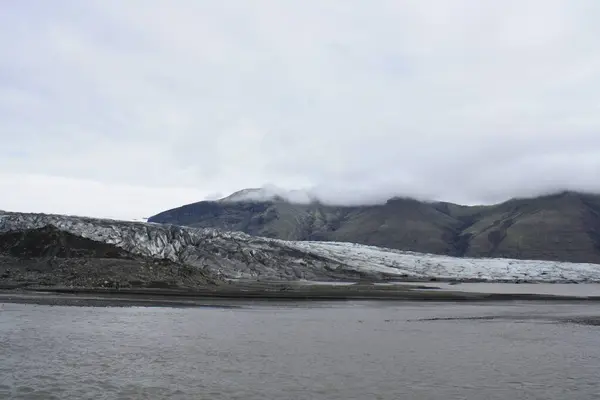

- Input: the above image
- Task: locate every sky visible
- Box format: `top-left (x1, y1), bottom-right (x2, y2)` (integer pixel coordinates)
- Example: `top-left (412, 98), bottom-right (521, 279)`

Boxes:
top-left (1, 0), bottom-right (600, 219)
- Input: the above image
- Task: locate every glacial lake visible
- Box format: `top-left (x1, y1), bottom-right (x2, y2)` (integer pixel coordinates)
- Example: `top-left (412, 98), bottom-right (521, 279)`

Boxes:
top-left (1, 301), bottom-right (599, 399)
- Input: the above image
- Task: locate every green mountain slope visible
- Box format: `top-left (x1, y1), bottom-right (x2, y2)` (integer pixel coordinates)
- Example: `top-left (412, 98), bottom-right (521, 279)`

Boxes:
top-left (148, 191), bottom-right (600, 263)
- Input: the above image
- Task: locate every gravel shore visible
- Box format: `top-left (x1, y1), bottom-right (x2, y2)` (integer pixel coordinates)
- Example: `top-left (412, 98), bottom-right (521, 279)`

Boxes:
top-left (2, 283), bottom-right (600, 308)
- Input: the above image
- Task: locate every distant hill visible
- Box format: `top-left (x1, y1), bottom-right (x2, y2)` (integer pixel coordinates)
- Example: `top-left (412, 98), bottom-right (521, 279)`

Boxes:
top-left (148, 190), bottom-right (600, 264)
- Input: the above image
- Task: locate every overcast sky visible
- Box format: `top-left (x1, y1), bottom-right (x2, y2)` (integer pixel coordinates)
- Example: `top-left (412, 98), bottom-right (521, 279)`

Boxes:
top-left (2, 0), bottom-right (600, 219)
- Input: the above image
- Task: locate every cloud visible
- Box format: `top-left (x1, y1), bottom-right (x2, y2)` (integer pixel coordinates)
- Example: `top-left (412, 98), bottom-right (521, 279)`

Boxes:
top-left (0, 173), bottom-right (208, 220)
top-left (1, 0), bottom-right (600, 217)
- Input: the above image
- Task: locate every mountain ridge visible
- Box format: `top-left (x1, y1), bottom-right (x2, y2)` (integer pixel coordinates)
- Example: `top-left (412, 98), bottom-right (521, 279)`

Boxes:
top-left (2, 211), bottom-right (600, 285)
top-left (148, 190), bottom-right (600, 264)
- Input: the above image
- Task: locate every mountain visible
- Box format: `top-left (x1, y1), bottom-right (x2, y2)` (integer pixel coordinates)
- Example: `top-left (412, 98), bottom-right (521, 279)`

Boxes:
top-left (2, 211), bottom-right (600, 285)
top-left (148, 190), bottom-right (600, 264)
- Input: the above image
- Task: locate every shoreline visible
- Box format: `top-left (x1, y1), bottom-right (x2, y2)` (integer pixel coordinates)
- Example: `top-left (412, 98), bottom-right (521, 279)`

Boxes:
top-left (2, 283), bottom-right (600, 307)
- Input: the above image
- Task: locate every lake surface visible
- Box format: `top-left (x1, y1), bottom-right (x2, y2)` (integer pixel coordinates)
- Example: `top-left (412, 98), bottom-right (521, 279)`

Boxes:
top-left (1, 301), bottom-right (599, 399)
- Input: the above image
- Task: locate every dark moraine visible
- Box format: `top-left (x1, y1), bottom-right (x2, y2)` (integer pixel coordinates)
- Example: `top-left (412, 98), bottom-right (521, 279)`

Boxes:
top-left (1, 301), bottom-right (599, 399)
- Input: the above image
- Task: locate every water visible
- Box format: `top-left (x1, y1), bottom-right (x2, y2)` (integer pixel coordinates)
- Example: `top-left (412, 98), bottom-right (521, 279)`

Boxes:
top-left (378, 282), bottom-right (600, 297)
top-left (1, 301), bottom-right (599, 399)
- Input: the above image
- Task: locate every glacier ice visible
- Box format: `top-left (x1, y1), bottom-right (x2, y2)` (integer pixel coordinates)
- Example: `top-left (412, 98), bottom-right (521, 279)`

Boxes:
top-left (1, 211), bottom-right (600, 282)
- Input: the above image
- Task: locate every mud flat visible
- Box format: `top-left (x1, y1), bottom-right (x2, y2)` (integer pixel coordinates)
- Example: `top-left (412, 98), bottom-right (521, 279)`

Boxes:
top-left (2, 281), bottom-right (600, 308)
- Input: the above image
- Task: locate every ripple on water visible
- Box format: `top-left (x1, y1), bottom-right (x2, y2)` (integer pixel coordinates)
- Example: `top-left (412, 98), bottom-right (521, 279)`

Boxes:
top-left (1, 302), bottom-right (599, 399)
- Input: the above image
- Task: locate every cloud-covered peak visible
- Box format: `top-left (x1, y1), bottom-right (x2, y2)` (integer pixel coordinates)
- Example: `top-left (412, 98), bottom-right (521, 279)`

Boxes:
top-left (219, 186), bottom-right (318, 204)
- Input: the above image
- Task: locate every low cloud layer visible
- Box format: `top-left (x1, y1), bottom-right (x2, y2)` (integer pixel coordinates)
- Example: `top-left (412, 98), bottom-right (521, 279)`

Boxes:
top-left (2, 1), bottom-right (600, 218)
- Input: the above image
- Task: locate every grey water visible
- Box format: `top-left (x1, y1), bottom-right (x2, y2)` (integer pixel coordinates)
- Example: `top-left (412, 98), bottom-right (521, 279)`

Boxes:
top-left (380, 282), bottom-right (600, 297)
top-left (1, 301), bottom-right (599, 399)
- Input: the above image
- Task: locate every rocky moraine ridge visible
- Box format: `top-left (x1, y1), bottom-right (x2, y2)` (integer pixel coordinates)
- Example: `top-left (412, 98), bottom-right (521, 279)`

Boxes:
top-left (2, 211), bottom-right (600, 290)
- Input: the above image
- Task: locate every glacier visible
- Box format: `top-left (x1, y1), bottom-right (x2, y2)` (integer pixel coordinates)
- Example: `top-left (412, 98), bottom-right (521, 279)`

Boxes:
top-left (1, 211), bottom-right (600, 282)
